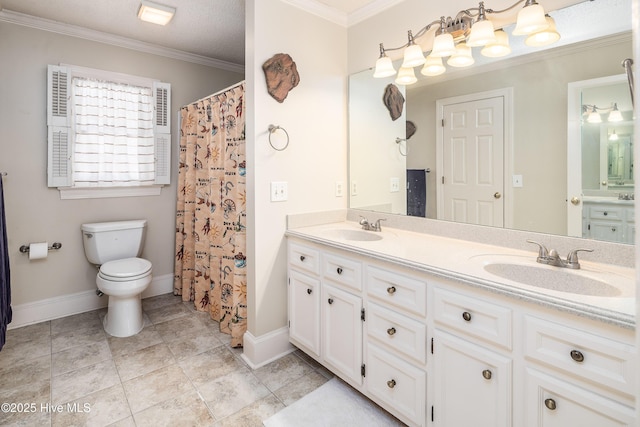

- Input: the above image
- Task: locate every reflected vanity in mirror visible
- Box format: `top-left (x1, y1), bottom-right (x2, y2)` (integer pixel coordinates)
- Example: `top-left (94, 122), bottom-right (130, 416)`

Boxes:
top-left (348, 0), bottom-right (634, 244)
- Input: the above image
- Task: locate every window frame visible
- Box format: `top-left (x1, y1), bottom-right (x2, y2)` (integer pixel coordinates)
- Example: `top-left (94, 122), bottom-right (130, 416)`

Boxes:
top-left (47, 64), bottom-right (171, 199)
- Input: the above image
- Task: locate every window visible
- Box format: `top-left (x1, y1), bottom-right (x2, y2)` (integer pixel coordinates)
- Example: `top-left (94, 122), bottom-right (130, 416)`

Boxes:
top-left (47, 64), bottom-right (171, 198)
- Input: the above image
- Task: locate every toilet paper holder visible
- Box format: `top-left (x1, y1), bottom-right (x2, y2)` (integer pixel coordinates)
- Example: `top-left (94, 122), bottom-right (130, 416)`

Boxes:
top-left (19, 242), bottom-right (62, 254)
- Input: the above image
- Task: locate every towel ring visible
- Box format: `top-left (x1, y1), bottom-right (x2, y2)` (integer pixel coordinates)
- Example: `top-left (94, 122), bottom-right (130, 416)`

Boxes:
top-left (395, 137), bottom-right (407, 156)
top-left (268, 124), bottom-right (289, 151)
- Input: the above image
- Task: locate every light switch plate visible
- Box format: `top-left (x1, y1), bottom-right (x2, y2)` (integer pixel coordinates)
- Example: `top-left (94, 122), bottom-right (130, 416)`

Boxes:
top-left (390, 177), bottom-right (400, 193)
top-left (512, 175), bottom-right (523, 188)
top-left (270, 181), bottom-right (288, 202)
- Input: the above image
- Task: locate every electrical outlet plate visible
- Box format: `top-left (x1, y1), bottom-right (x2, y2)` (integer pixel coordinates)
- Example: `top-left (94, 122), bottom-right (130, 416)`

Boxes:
top-left (351, 181), bottom-right (358, 196)
top-left (335, 181), bottom-right (344, 197)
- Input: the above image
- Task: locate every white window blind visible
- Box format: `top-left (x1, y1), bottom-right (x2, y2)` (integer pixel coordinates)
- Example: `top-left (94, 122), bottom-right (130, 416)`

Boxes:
top-left (47, 64), bottom-right (171, 193)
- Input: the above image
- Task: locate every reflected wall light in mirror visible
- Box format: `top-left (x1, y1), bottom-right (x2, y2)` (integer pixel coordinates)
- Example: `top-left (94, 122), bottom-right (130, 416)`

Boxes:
top-left (583, 102), bottom-right (625, 123)
top-left (373, 0), bottom-right (560, 85)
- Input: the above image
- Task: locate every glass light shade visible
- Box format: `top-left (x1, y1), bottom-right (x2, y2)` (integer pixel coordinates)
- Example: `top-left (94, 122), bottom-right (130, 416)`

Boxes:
top-left (421, 55), bottom-right (446, 76)
top-left (137, 0), bottom-right (175, 25)
top-left (431, 32), bottom-right (456, 57)
top-left (395, 67), bottom-right (418, 85)
top-left (587, 107), bottom-right (602, 124)
top-left (447, 43), bottom-right (475, 67)
top-left (481, 30), bottom-right (511, 57)
top-left (402, 44), bottom-right (426, 68)
top-left (373, 56), bottom-right (397, 78)
top-left (609, 130), bottom-right (619, 141)
top-left (512, 3), bottom-right (548, 35)
top-left (467, 19), bottom-right (496, 47)
top-left (608, 104), bottom-right (623, 122)
top-left (525, 16), bottom-right (560, 47)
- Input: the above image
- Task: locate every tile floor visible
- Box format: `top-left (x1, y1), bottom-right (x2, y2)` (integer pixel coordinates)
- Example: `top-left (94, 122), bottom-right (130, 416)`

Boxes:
top-left (0, 293), bottom-right (341, 426)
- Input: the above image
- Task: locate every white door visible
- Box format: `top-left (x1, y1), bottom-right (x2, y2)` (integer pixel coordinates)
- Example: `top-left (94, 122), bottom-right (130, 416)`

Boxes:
top-left (438, 95), bottom-right (505, 227)
top-left (288, 270), bottom-right (321, 357)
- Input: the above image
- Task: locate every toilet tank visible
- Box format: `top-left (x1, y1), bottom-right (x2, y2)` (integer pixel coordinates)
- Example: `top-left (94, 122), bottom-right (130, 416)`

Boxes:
top-left (81, 220), bottom-right (147, 265)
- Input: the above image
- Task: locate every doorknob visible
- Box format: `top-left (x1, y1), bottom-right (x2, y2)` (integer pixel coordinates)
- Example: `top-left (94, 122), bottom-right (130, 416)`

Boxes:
top-left (493, 192), bottom-right (501, 199)
top-left (570, 197), bottom-right (580, 205)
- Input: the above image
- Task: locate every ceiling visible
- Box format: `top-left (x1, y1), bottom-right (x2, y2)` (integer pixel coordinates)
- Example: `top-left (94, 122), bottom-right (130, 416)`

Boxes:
top-left (0, 0), bottom-right (395, 69)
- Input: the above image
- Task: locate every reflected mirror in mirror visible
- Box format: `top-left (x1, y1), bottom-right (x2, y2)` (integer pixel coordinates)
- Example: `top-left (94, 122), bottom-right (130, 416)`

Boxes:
top-left (348, 0), bottom-right (634, 243)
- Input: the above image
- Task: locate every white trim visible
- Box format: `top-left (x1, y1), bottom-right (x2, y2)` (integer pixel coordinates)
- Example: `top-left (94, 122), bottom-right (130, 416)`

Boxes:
top-left (240, 327), bottom-right (296, 369)
top-left (8, 273), bottom-right (173, 329)
top-left (0, 9), bottom-right (244, 73)
top-left (59, 186), bottom-right (163, 200)
top-left (281, 0), bottom-right (404, 27)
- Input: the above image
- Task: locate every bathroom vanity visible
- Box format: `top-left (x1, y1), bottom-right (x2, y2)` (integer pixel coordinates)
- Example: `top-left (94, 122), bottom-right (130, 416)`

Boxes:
top-left (286, 217), bottom-right (636, 427)
top-left (583, 197), bottom-right (635, 244)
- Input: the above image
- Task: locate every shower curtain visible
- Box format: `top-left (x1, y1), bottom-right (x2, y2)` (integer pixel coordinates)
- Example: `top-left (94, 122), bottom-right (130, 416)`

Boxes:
top-left (174, 82), bottom-right (246, 348)
top-left (0, 176), bottom-right (11, 351)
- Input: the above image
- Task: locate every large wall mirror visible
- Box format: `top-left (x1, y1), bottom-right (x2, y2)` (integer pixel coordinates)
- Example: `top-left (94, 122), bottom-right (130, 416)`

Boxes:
top-left (348, 0), bottom-right (634, 243)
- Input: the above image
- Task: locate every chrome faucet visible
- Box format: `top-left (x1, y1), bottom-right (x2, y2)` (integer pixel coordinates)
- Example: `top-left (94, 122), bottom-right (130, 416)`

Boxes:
top-left (527, 240), bottom-right (593, 270)
top-left (359, 216), bottom-right (386, 232)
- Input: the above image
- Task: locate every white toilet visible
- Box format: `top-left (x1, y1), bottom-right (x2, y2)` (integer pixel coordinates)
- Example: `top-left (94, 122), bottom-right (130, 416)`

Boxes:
top-left (81, 220), bottom-right (153, 337)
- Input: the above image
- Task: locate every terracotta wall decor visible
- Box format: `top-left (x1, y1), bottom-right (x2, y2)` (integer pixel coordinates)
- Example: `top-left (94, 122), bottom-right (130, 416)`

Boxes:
top-left (383, 84), bottom-right (404, 121)
top-left (406, 120), bottom-right (417, 139)
top-left (262, 53), bottom-right (300, 103)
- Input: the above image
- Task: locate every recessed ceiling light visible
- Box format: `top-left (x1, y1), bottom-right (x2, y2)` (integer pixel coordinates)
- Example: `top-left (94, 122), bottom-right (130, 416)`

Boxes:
top-left (137, 0), bottom-right (175, 26)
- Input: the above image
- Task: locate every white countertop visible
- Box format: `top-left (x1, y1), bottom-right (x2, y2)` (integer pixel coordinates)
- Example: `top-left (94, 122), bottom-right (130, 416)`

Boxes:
top-left (286, 221), bottom-right (635, 329)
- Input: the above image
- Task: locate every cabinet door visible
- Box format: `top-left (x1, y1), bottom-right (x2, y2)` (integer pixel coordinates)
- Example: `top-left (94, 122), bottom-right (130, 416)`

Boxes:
top-left (322, 282), bottom-right (363, 385)
top-left (588, 221), bottom-right (624, 243)
top-left (433, 330), bottom-right (512, 427)
top-left (289, 270), bottom-right (321, 357)
top-left (524, 368), bottom-right (635, 427)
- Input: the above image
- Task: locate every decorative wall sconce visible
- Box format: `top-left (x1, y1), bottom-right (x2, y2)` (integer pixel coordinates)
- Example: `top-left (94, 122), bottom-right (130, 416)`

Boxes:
top-left (374, 0), bottom-right (561, 85)
top-left (583, 103), bottom-right (624, 124)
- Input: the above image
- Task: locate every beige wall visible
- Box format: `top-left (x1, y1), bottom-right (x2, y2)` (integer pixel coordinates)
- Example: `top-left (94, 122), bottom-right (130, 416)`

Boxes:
top-left (0, 22), bottom-right (243, 306)
top-left (406, 36), bottom-right (632, 234)
top-left (246, 0), bottom-right (348, 337)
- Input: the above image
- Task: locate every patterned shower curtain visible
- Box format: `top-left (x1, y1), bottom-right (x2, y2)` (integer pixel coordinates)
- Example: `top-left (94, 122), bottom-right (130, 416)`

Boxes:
top-left (174, 82), bottom-right (246, 348)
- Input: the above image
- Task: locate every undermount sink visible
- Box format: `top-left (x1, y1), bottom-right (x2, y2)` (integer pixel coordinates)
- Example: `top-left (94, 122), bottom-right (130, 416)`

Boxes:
top-left (469, 254), bottom-right (633, 298)
top-left (324, 228), bottom-right (383, 241)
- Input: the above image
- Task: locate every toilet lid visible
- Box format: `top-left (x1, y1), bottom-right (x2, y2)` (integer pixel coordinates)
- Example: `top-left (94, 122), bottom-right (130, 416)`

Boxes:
top-left (99, 257), bottom-right (152, 280)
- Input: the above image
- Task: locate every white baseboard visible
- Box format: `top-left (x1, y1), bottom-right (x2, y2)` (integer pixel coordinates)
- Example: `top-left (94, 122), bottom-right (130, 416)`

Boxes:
top-left (8, 273), bottom-right (174, 329)
top-left (241, 327), bottom-right (296, 369)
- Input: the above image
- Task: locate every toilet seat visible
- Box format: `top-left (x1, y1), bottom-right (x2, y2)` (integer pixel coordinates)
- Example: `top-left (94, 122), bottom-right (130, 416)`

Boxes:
top-left (99, 257), bottom-right (152, 282)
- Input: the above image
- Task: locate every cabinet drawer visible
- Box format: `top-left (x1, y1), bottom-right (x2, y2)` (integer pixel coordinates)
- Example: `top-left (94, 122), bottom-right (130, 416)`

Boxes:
top-left (588, 205), bottom-right (623, 221)
top-left (289, 242), bottom-right (320, 275)
top-left (323, 252), bottom-right (362, 291)
top-left (524, 316), bottom-right (636, 396)
top-left (366, 265), bottom-right (427, 317)
top-left (366, 302), bottom-right (426, 365)
top-left (433, 287), bottom-right (512, 350)
top-left (365, 343), bottom-right (426, 426)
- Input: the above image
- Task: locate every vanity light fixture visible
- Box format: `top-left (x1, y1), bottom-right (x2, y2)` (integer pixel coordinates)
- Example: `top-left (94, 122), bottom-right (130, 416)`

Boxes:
top-left (583, 103), bottom-right (624, 124)
top-left (373, 0), bottom-right (560, 85)
top-left (137, 0), bottom-right (175, 26)
top-left (609, 130), bottom-right (619, 141)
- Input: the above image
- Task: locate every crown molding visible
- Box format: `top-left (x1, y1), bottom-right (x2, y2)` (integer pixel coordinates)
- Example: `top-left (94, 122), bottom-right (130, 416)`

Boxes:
top-left (281, 0), bottom-right (404, 27)
top-left (0, 9), bottom-right (245, 73)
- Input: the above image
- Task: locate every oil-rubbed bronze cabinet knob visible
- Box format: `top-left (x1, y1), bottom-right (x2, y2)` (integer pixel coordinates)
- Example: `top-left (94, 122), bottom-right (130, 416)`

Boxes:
top-left (544, 398), bottom-right (557, 411)
top-left (387, 286), bottom-right (396, 294)
top-left (306, 288), bottom-right (312, 295)
top-left (462, 311), bottom-right (472, 322)
top-left (387, 379), bottom-right (396, 388)
top-left (387, 327), bottom-right (396, 336)
top-left (336, 267), bottom-right (343, 275)
top-left (328, 298), bottom-right (334, 305)
top-left (570, 350), bottom-right (584, 362)
top-left (299, 255), bottom-right (305, 261)
top-left (482, 369), bottom-right (492, 380)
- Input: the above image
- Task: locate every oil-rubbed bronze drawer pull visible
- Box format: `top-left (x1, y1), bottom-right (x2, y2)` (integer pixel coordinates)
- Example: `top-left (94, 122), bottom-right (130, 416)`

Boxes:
top-left (328, 298), bottom-right (334, 305)
top-left (336, 267), bottom-right (343, 275)
top-left (462, 311), bottom-right (472, 322)
top-left (570, 350), bottom-right (584, 363)
top-left (387, 379), bottom-right (396, 389)
top-left (387, 286), bottom-right (396, 294)
top-left (306, 288), bottom-right (312, 295)
top-left (544, 398), bottom-right (557, 411)
top-left (387, 327), bottom-right (396, 336)
top-left (299, 255), bottom-right (305, 262)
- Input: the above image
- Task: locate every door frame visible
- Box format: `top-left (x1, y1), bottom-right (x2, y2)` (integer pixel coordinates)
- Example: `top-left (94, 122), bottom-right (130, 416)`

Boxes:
top-left (567, 74), bottom-right (627, 237)
top-left (436, 88), bottom-right (514, 229)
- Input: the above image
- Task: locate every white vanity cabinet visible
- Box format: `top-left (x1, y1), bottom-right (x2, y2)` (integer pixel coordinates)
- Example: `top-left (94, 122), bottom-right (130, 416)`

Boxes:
top-left (583, 200), bottom-right (634, 244)
top-left (431, 286), bottom-right (513, 427)
top-left (522, 315), bottom-right (636, 426)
